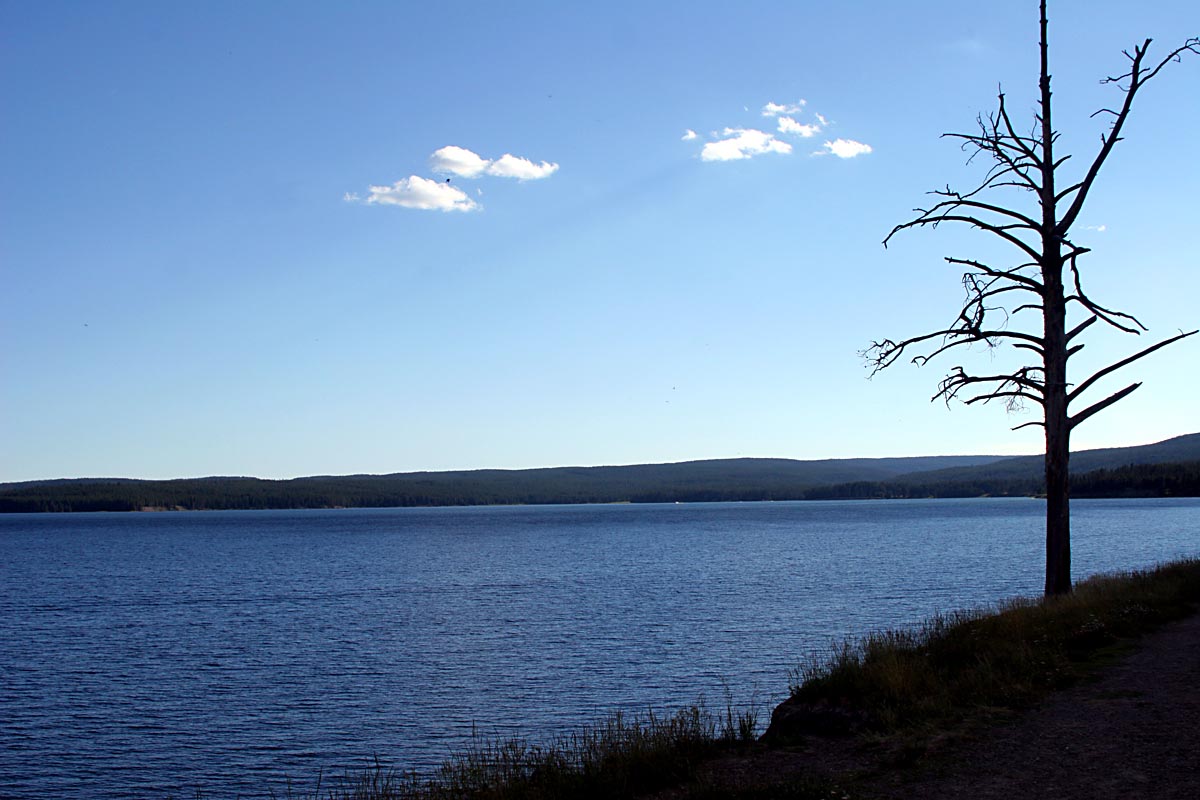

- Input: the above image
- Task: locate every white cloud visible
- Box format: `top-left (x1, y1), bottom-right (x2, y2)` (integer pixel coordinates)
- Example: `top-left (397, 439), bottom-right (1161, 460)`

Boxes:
top-left (353, 175), bottom-right (479, 212)
top-left (777, 116), bottom-right (821, 137)
top-left (349, 145), bottom-right (557, 212)
top-left (430, 145), bottom-right (491, 178)
top-left (687, 103), bottom-right (870, 166)
top-left (762, 100), bottom-right (806, 117)
top-left (1084, 224), bottom-right (1107, 232)
top-left (819, 138), bottom-right (873, 159)
top-left (701, 128), bottom-right (792, 161)
top-left (428, 145), bottom-right (559, 181)
top-left (486, 153), bottom-right (559, 180)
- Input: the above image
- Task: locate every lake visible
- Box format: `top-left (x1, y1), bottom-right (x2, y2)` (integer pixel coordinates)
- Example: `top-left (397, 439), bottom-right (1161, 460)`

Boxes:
top-left (1, 498), bottom-right (1197, 798)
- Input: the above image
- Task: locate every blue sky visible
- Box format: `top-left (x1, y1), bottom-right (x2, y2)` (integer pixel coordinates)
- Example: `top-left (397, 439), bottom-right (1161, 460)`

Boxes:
top-left (2, 1), bottom-right (1197, 482)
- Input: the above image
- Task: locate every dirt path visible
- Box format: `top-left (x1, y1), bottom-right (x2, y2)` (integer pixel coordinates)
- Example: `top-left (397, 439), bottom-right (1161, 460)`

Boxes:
top-left (859, 609), bottom-right (1200, 799)
top-left (685, 609), bottom-right (1200, 799)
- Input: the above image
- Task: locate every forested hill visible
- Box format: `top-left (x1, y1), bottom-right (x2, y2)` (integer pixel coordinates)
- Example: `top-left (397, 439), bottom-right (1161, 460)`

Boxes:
top-left (3, 433), bottom-right (1198, 512)
top-left (0, 454), bottom-right (1003, 512)
top-left (891, 432), bottom-right (1200, 485)
top-left (805, 433), bottom-right (1200, 500)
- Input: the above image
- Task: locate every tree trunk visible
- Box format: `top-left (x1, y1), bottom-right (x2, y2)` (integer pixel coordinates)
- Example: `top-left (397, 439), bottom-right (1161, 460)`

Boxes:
top-left (870, 0), bottom-right (1196, 597)
top-left (1044, 388), bottom-right (1072, 596)
top-left (1042, 258), bottom-right (1072, 596)
top-left (1039, 0), bottom-right (1071, 596)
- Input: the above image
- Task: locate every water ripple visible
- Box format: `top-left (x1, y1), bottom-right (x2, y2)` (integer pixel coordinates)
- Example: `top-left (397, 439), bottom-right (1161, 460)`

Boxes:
top-left (1, 499), bottom-right (1197, 798)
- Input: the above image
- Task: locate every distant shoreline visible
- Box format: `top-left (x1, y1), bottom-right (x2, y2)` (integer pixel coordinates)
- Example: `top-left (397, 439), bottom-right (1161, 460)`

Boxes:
top-left (3, 449), bottom-right (1198, 515)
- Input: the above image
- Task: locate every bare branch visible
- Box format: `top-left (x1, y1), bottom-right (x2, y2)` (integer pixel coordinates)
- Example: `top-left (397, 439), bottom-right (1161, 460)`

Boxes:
top-left (1067, 329), bottom-right (1198, 405)
top-left (1069, 382), bottom-right (1141, 430)
top-left (944, 137), bottom-right (1042, 175)
top-left (964, 391), bottom-right (1043, 406)
top-left (914, 327), bottom-right (1045, 366)
top-left (1054, 180), bottom-right (1085, 203)
top-left (1104, 37), bottom-right (1200, 87)
top-left (868, 14), bottom-right (1196, 584)
top-left (1066, 315), bottom-right (1098, 342)
top-left (1058, 38), bottom-right (1200, 235)
top-left (944, 256), bottom-right (1045, 291)
top-left (1066, 252), bottom-right (1147, 333)
top-left (921, 195), bottom-right (1041, 231)
top-left (1064, 295), bottom-right (1145, 333)
top-left (931, 365), bottom-right (1046, 413)
top-left (997, 91), bottom-right (1043, 165)
top-left (885, 214), bottom-right (1042, 262)
top-left (863, 323), bottom-right (1045, 378)
top-left (870, 3), bottom-right (1195, 598)
top-left (948, 369), bottom-right (1045, 394)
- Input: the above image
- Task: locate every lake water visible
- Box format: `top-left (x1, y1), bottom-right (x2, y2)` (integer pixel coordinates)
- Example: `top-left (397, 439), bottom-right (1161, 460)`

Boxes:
top-left (1, 498), bottom-right (1197, 798)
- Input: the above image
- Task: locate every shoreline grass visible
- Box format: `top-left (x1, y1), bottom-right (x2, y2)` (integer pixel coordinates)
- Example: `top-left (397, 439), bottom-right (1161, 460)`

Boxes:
top-left (774, 558), bottom-right (1200, 740)
top-left (269, 701), bottom-right (760, 800)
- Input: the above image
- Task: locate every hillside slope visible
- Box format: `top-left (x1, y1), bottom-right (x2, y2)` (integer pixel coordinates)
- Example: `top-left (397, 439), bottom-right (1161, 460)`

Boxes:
top-left (893, 433), bottom-right (1200, 484)
top-left (3, 433), bottom-right (1196, 512)
top-left (0, 454), bottom-right (1005, 512)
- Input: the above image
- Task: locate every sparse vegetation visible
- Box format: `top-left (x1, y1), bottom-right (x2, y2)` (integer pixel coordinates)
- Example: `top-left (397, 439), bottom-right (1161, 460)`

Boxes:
top-left (776, 559), bottom-right (1200, 738)
top-left (261, 702), bottom-right (762, 800)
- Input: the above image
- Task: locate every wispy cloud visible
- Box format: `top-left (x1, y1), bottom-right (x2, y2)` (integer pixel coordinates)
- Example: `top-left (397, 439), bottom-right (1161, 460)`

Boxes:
top-left (818, 138), bottom-right (873, 159)
top-left (486, 153), bottom-right (559, 180)
top-left (777, 116), bottom-right (820, 137)
top-left (701, 128), bottom-right (792, 161)
top-left (348, 176), bottom-right (479, 212)
top-left (688, 100), bottom-right (871, 164)
top-left (1084, 224), bottom-right (1107, 233)
top-left (430, 145), bottom-right (558, 181)
top-left (350, 144), bottom-right (557, 212)
top-left (762, 100), bottom-right (806, 117)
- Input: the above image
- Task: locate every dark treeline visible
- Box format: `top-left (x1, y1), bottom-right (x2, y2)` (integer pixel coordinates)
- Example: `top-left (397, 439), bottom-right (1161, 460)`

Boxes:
top-left (2, 458), bottom-right (1198, 513)
top-left (0, 455), bottom-right (1006, 514)
top-left (877, 432), bottom-right (1200, 487)
top-left (0, 471), bottom-right (849, 513)
top-left (1071, 459), bottom-right (1200, 498)
top-left (804, 460), bottom-right (1200, 501)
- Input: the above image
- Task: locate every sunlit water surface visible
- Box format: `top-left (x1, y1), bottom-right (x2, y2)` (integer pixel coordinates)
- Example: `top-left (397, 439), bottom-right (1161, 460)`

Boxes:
top-left (1, 498), bottom-right (1196, 798)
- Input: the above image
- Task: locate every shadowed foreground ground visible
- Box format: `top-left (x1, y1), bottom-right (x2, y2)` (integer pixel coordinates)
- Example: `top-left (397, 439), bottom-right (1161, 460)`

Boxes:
top-left (863, 606), bottom-right (1200, 798)
top-left (690, 608), bottom-right (1200, 799)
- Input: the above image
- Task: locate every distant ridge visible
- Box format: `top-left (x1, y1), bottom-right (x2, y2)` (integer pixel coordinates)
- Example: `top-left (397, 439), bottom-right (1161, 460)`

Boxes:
top-left (2, 433), bottom-right (1197, 512)
top-left (892, 432), bottom-right (1200, 484)
top-left (806, 433), bottom-right (1200, 500)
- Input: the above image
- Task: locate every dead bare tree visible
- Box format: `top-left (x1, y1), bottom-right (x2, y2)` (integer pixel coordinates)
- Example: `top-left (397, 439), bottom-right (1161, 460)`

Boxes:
top-left (865, 1), bottom-right (1198, 596)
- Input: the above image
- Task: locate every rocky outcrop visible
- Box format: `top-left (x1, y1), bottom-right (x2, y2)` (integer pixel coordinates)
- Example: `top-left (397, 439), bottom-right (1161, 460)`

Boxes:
top-left (761, 696), bottom-right (875, 743)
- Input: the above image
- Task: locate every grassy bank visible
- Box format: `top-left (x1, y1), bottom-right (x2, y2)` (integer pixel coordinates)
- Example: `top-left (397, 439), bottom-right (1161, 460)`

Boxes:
top-left (204, 559), bottom-right (1200, 800)
top-left (273, 703), bottom-right (759, 800)
top-left (775, 558), bottom-right (1200, 740)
